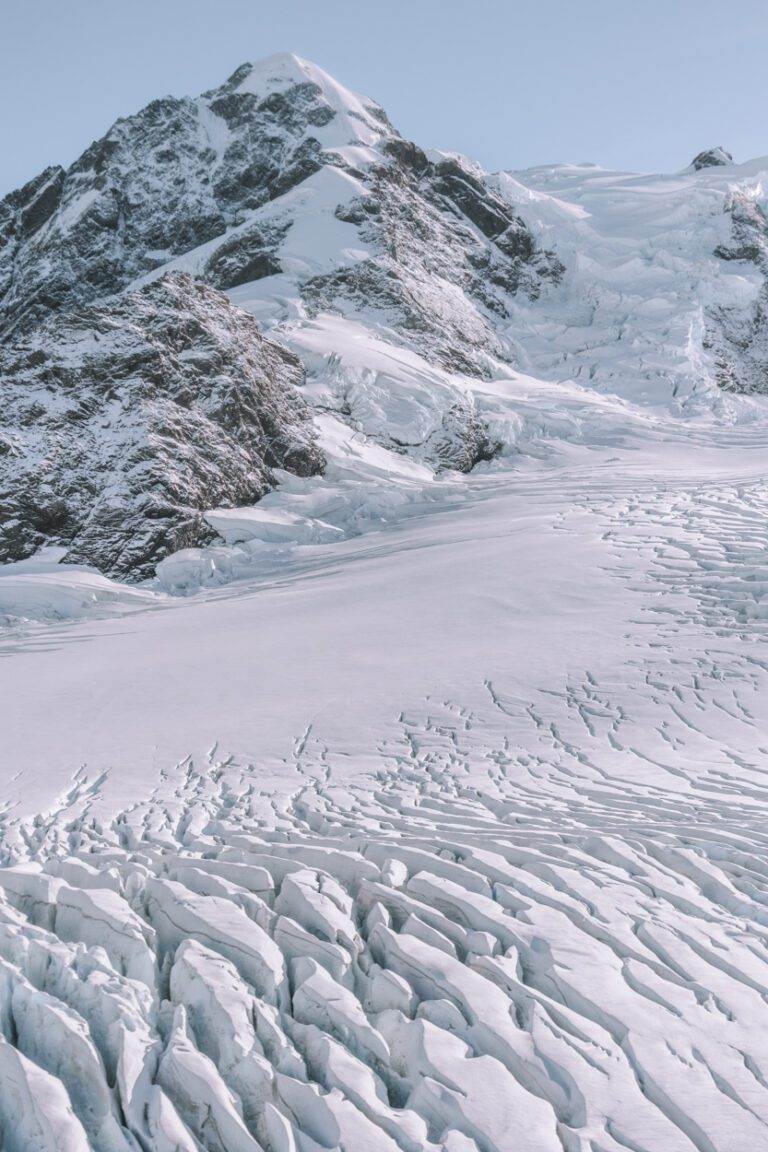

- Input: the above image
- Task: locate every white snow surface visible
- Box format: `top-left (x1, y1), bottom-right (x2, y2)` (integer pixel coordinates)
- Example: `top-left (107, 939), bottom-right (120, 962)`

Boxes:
top-left (4, 64), bottom-right (768, 1152)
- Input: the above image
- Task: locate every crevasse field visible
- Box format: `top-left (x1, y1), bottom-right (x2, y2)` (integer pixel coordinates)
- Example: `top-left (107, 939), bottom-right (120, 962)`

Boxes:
top-left (1, 55), bottom-right (768, 1152)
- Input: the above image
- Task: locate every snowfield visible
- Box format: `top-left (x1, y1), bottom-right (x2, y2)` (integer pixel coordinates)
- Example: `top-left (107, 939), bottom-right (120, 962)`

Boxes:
top-left (2, 52), bottom-right (768, 1152)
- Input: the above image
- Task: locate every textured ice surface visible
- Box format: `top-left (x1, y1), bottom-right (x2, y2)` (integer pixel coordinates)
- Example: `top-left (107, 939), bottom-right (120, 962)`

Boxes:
top-left (2, 404), bottom-right (768, 1149)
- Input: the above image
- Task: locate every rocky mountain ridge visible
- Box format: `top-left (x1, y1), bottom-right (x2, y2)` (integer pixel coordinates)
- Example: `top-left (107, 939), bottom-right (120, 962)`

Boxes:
top-left (0, 53), bottom-right (560, 363)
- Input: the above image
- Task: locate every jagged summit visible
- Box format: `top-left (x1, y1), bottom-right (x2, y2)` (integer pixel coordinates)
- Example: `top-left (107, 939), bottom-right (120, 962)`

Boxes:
top-left (690, 145), bottom-right (733, 170)
top-left (0, 53), bottom-right (400, 341)
top-left (0, 52), bottom-right (560, 363)
top-left (218, 52), bottom-right (396, 147)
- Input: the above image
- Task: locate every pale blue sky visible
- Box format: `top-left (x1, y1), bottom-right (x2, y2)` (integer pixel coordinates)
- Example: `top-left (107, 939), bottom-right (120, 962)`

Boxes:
top-left (2, 0), bottom-right (767, 196)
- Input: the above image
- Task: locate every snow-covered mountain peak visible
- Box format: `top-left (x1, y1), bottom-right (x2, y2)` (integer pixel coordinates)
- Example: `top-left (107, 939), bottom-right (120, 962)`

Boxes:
top-left (0, 55), bottom-right (399, 341)
top-left (221, 52), bottom-right (395, 150)
top-left (0, 52), bottom-right (562, 361)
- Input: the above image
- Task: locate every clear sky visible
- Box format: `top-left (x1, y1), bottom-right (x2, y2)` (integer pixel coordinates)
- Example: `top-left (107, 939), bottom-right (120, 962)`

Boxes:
top-left (2, 0), bottom-right (767, 197)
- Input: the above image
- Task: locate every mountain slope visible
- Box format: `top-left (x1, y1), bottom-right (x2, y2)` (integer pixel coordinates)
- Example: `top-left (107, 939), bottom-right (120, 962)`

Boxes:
top-left (0, 273), bottom-right (323, 578)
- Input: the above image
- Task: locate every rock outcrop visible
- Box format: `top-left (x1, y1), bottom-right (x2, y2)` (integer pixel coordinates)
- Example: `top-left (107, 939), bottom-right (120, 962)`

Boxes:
top-left (0, 274), bottom-right (323, 578)
top-left (690, 146), bottom-right (733, 170)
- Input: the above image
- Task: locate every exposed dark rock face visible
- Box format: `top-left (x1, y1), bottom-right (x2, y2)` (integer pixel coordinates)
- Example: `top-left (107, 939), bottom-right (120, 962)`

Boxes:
top-left (691, 146), bottom-right (733, 170)
top-left (714, 194), bottom-right (768, 265)
top-left (706, 195), bottom-right (768, 393)
top-left (203, 222), bottom-right (289, 289)
top-left (425, 400), bottom-right (502, 471)
top-left (0, 274), bottom-right (324, 578)
top-left (705, 296), bottom-right (768, 395)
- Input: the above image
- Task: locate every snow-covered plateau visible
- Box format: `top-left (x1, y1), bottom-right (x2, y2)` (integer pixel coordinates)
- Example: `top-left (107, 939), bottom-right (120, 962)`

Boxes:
top-left (1, 52), bottom-right (768, 1151)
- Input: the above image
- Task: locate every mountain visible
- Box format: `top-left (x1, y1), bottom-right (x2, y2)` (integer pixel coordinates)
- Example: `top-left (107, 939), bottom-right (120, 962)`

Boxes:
top-left (2, 55), bottom-right (768, 1152)
top-left (3, 57), bottom-right (768, 583)
top-left (0, 52), bottom-right (561, 370)
top-left (0, 55), bottom-right (395, 339)
top-left (0, 53), bottom-right (569, 575)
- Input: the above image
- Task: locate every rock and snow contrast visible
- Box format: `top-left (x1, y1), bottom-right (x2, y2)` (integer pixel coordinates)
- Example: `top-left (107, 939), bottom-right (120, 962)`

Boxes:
top-left (1, 51), bottom-right (768, 1151)
top-left (0, 274), bottom-right (323, 578)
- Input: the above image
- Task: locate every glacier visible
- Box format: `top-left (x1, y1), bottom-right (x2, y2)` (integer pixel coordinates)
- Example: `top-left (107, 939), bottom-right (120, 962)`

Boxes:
top-left (1, 51), bottom-right (768, 1151)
